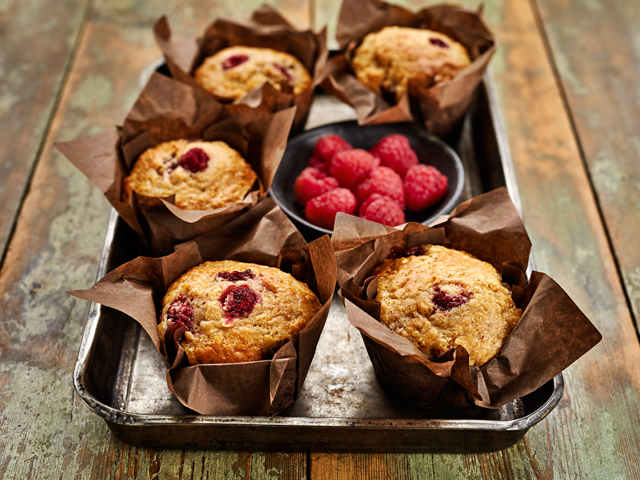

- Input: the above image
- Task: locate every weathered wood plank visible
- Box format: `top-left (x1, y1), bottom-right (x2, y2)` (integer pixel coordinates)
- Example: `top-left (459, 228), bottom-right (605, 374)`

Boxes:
top-left (0, 0), bottom-right (310, 477)
top-left (535, 0), bottom-right (640, 329)
top-left (486, 0), bottom-right (640, 472)
top-left (0, 0), bottom-right (92, 264)
top-left (311, 0), bottom-right (640, 478)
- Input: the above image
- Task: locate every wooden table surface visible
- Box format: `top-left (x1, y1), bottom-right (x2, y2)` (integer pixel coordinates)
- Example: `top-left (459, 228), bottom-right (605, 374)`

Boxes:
top-left (2, 0), bottom-right (640, 477)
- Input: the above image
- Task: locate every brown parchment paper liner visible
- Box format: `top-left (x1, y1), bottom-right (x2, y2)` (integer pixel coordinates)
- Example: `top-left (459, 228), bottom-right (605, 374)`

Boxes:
top-left (332, 188), bottom-right (602, 409)
top-left (154, 5), bottom-right (328, 133)
top-left (68, 199), bottom-right (336, 416)
top-left (55, 72), bottom-right (296, 255)
top-left (320, 0), bottom-right (496, 135)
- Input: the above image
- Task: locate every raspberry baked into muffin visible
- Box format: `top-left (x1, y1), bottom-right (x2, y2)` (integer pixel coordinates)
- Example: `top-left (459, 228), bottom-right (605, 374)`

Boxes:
top-left (157, 260), bottom-right (322, 365)
top-left (194, 46), bottom-right (312, 101)
top-left (122, 140), bottom-right (257, 210)
top-left (352, 26), bottom-right (471, 101)
top-left (373, 244), bottom-right (521, 366)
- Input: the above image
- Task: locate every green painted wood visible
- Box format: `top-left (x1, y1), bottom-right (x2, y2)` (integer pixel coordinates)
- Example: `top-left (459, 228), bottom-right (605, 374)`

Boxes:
top-left (0, 0), bottom-right (92, 264)
top-left (0, 0), bottom-right (310, 477)
top-left (4, 0), bottom-right (640, 477)
top-left (534, 0), bottom-right (640, 332)
top-left (312, 0), bottom-right (640, 478)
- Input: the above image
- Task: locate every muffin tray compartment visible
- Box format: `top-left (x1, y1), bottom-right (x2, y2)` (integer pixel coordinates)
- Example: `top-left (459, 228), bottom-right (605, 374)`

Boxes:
top-left (73, 74), bottom-right (563, 452)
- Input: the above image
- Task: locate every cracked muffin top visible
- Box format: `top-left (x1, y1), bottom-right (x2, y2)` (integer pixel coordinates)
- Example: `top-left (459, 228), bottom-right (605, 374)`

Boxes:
top-left (122, 140), bottom-right (257, 210)
top-left (158, 260), bottom-right (322, 365)
top-left (194, 46), bottom-right (312, 101)
top-left (373, 244), bottom-right (521, 366)
top-left (352, 26), bottom-right (471, 102)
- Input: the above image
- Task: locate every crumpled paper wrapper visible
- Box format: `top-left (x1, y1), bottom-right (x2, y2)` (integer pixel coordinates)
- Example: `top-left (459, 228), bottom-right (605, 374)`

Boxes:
top-left (56, 72), bottom-right (296, 255)
top-left (154, 5), bottom-right (328, 132)
top-left (68, 199), bottom-right (337, 416)
top-left (321, 0), bottom-right (496, 135)
top-left (332, 188), bottom-right (602, 409)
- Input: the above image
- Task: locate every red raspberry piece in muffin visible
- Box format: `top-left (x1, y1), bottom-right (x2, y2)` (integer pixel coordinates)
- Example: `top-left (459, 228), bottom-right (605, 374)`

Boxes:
top-left (166, 294), bottom-right (194, 330)
top-left (216, 269), bottom-right (256, 282)
top-left (222, 54), bottom-right (249, 70)
top-left (389, 245), bottom-right (427, 259)
top-left (294, 167), bottom-right (340, 206)
top-left (329, 149), bottom-right (379, 190)
top-left (305, 188), bottom-right (356, 230)
top-left (273, 63), bottom-right (294, 83)
top-left (178, 148), bottom-right (209, 172)
top-left (358, 194), bottom-right (405, 227)
top-left (404, 164), bottom-right (448, 212)
top-left (432, 284), bottom-right (473, 312)
top-left (354, 166), bottom-right (405, 209)
top-left (369, 134), bottom-right (419, 178)
top-left (429, 38), bottom-right (449, 49)
top-left (313, 134), bottom-right (352, 164)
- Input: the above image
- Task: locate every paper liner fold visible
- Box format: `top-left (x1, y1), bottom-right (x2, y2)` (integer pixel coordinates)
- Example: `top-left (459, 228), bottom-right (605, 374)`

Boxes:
top-left (56, 73), bottom-right (296, 255)
top-left (69, 199), bottom-right (337, 416)
top-left (321, 0), bottom-right (497, 135)
top-left (154, 5), bottom-right (329, 132)
top-left (334, 188), bottom-right (601, 409)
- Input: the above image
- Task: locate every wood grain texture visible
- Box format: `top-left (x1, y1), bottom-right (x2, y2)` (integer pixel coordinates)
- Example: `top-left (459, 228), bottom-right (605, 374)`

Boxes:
top-left (0, 0), bottom-right (309, 478)
top-left (534, 0), bottom-right (640, 328)
top-left (0, 0), bottom-right (92, 264)
top-left (311, 0), bottom-right (640, 478)
top-left (3, 0), bottom-right (640, 477)
top-left (486, 1), bottom-right (640, 473)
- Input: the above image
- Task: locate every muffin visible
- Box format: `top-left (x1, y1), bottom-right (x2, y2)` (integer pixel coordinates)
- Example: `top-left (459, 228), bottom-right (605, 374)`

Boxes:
top-left (352, 26), bottom-right (471, 101)
top-left (194, 46), bottom-right (312, 101)
top-left (122, 140), bottom-right (257, 210)
top-left (158, 260), bottom-right (322, 365)
top-left (373, 244), bottom-right (521, 366)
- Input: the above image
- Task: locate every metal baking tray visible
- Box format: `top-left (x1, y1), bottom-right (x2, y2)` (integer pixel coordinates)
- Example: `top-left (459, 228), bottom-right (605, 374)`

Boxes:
top-left (73, 73), bottom-right (563, 452)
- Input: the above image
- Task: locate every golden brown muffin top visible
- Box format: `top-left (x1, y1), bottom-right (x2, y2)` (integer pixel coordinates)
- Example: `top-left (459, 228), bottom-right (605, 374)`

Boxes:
top-left (352, 26), bottom-right (471, 101)
top-left (122, 140), bottom-right (257, 210)
top-left (194, 46), bottom-right (312, 101)
top-left (158, 260), bottom-right (322, 365)
top-left (374, 244), bottom-right (521, 366)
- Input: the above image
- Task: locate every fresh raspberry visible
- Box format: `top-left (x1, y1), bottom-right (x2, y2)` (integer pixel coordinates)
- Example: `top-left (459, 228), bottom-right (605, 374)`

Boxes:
top-left (312, 135), bottom-right (352, 164)
top-left (358, 194), bottom-right (405, 227)
top-left (432, 285), bottom-right (472, 312)
top-left (216, 269), bottom-right (256, 282)
top-left (305, 188), bottom-right (356, 230)
top-left (178, 148), bottom-right (209, 172)
top-left (354, 166), bottom-right (405, 209)
top-left (308, 155), bottom-right (329, 173)
top-left (294, 167), bottom-right (340, 206)
top-left (222, 54), bottom-right (249, 70)
top-left (404, 164), bottom-right (448, 212)
top-left (329, 149), bottom-right (379, 190)
top-left (167, 295), bottom-right (193, 331)
top-left (220, 285), bottom-right (261, 325)
top-left (369, 134), bottom-right (419, 178)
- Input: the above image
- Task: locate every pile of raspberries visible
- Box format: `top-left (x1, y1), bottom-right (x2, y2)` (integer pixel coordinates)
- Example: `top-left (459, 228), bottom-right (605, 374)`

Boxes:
top-left (294, 134), bottom-right (448, 230)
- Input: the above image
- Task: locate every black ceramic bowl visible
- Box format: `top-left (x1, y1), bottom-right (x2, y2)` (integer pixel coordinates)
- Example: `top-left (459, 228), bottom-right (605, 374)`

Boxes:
top-left (270, 121), bottom-right (465, 240)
